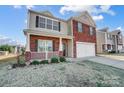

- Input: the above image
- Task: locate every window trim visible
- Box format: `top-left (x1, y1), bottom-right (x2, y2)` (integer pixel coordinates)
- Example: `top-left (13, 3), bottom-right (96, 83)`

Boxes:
top-left (89, 27), bottom-right (94, 35)
top-left (38, 40), bottom-right (53, 52)
top-left (46, 19), bottom-right (53, 29)
top-left (39, 17), bottom-right (46, 28)
top-left (77, 22), bottom-right (83, 32)
top-left (36, 15), bottom-right (60, 31)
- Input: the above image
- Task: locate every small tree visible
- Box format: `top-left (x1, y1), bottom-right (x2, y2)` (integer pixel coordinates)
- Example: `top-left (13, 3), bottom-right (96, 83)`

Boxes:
top-left (0, 45), bottom-right (13, 53)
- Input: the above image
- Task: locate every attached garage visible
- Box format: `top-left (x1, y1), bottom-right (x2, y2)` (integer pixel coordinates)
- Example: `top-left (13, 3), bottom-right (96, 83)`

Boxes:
top-left (76, 42), bottom-right (95, 58)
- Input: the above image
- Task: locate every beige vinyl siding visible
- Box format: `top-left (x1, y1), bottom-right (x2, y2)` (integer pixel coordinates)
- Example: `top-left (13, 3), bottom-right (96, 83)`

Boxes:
top-left (28, 12), bottom-right (68, 35)
top-left (96, 31), bottom-right (106, 53)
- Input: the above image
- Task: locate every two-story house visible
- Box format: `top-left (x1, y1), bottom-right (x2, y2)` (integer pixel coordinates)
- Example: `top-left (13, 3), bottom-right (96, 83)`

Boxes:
top-left (24, 10), bottom-right (96, 61)
top-left (96, 27), bottom-right (124, 53)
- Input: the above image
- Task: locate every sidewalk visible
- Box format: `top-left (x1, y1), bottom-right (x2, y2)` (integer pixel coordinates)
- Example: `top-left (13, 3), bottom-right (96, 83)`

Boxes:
top-left (97, 54), bottom-right (124, 61)
top-left (0, 54), bottom-right (17, 61)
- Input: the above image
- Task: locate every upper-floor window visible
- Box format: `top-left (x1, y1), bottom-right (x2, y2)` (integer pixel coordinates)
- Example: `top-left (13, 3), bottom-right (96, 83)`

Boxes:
top-left (39, 17), bottom-right (46, 28)
top-left (35, 16), bottom-right (60, 31)
top-left (78, 22), bottom-right (83, 32)
top-left (53, 21), bottom-right (59, 31)
top-left (107, 34), bottom-right (112, 39)
top-left (47, 19), bottom-right (52, 29)
top-left (89, 27), bottom-right (94, 35)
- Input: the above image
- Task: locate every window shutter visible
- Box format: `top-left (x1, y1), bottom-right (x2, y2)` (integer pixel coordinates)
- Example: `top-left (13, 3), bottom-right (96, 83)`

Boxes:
top-left (58, 22), bottom-right (61, 31)
top-left (93, 28), bottom-right (96, 35)
top-left (36, 16), bottom-right (39, 27)
top-left (35, 40), bottom-right (38, 52)
top-left (76, 21), bottom-right (78, 31)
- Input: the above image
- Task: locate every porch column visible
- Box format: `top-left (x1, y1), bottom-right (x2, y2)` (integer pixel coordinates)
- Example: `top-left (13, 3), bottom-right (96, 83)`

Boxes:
top-left (59, 37), bottom-right (63, 51)
top-left (114, 35), bottom-right (118, 53)
top-left (105, 33), bottom-right (108, 51)
top-left (26, 33), bottom-right (30, 51)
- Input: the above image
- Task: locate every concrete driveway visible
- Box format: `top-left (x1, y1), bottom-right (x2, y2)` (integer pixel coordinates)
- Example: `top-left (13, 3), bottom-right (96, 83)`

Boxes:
top-left (88, 56), bottom-right (124, 70)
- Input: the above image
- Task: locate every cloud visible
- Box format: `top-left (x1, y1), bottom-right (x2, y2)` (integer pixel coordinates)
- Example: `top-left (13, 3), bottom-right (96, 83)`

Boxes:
top-left (13, 5), bottom-right (22, 9)
top-left (0, 35), bottom-right (24, 46)
top-left (24, 19), bottom-right (27, 24)
top-left (116, 26), bottom-right (124, 35)
top-left (26, 5), bottom-right (34, 9)
top-left (92, 15), bottom-right (104, 21)
top-left (116, 26), bottom-right (123, 30)
top-left (59, 5), bottom-right (115, 16)
top-left (13, 5), bottom-right (34, 9)
top-left (99, 5), bottom-right (115, 16)
top-left (60, 5), bottom-right (94, 15)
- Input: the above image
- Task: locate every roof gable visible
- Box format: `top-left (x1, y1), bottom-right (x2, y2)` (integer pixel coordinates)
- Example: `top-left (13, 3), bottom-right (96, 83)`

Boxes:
top-left (40, 11), bottom-right (54, 17)
top-left (72, 11), bottom-right (96, 27)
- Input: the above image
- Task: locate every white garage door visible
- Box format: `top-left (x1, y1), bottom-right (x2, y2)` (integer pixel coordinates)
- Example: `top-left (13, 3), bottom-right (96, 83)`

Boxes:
top-left (76, 42), bottom-right (95, 58)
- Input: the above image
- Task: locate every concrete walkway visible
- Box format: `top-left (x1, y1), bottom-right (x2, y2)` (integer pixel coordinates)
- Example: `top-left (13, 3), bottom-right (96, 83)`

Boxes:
top-left (0, 54), bottom-right (17, 61)
top-left (88, 56), bottom-right (124, 70)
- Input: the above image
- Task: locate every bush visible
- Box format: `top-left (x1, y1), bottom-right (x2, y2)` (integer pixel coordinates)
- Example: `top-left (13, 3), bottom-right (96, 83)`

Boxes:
top-left (30, 60), bottom-right (40, 65)
top-left (18, 61), bottom-right (25, 65)
top-left (51, 57), bottom-right (59, 63)
top-left (59, 56), bottom-right (66, 62)
top-left (109, 51), bottom-right (116, 53)
top-left (12, 63), bottom-right (26, 68)
top-left (40, 60), bottom-right (49, 64)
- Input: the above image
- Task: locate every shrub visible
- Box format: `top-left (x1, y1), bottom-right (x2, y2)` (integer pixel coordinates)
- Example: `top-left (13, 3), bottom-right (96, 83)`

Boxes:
top-left (40, 60), bottom-right (49, 64)
top-left (51, 57), bottom-right (59, 63)
top-left (109, 51), bottom-right (116, 53)
top-left (30, 60), bottom-right (40, 65)
top-left (18, 61), bottom-right (25, 65)
top-left (12, 62), bottom-right (26, 68)
top-left (59, 56), bottom-right (66, 62)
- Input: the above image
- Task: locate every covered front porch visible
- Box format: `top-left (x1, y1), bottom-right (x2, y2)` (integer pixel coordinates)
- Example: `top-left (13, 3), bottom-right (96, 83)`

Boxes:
top-left (24, 30), bottom-right (73, 61)
top-left (102, 44), bottom-right (116, 52)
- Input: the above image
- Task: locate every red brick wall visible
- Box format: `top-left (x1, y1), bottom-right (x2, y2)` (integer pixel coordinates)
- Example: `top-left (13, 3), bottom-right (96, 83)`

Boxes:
top-left (30, 35), bottom-right (59, 52)
top-left (30, 35), bottom-right (68, 53)
top-left (72, 20), bottom-right (96, 57)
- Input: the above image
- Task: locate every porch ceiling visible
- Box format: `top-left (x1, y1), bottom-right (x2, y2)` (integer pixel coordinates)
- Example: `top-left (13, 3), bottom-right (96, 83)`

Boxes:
top-left (23, 29), bottom-right (73, 39)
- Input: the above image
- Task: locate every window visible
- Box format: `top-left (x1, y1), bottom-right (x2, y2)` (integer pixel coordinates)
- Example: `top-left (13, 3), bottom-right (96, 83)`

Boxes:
top-left (90, 27), bottom-right (94, 35)
top-left (119, 35), bottom-right (122, 39)
top-left (46, 40), bottom-right (53, 51)
top-left (47, 19), bottom-right (52, 29)
top-left (107, 34), bottom-right (110, 39)
top-left (38, 40), bottom-right (53, 52)
top-left (35, 16), bottom-right (60, 31)
top-left (53, 21), bottom-right (59, 31)
top-left (78, 22), bottom-right (82, 32)
top-left (38, 40), bottom-right (46, 52)
top-left (39, 17), bottom-right (46, 28)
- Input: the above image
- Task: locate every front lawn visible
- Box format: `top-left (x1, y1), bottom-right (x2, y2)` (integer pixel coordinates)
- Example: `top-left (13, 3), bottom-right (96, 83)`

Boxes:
top-left (0, 59), bottom-right (124, 87)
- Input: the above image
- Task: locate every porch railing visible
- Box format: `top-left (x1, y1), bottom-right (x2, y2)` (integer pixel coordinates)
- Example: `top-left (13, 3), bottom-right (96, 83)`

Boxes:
top-left (25, 51), bottom-right (62, 61)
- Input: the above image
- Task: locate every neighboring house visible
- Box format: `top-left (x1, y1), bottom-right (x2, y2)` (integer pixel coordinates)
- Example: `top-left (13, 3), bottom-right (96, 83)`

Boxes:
top-left (96, 27), bottom-right (124, 53)
top-left (23, 10), bottom-right (96, 61)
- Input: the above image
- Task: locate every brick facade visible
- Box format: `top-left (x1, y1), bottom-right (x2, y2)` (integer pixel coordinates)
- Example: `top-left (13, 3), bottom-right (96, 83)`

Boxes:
top-left (72, 20), bottom-right (96, 57)
top-left (30, 35), bottom-right (68, 53)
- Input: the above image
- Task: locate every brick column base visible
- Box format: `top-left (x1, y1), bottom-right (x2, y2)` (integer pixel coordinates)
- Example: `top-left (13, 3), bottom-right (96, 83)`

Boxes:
top-left (59, 51), bottom-right (63, 56)
top-left (25, 51), bottom-right (31, 62)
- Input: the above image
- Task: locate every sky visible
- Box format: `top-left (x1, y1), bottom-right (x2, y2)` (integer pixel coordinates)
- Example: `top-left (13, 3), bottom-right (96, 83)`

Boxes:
top-left (0, 5), bottom-right (124, 46)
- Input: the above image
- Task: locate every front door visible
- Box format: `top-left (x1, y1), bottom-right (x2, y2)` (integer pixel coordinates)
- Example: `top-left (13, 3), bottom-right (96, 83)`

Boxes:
top-left (63, 43), bottom-right (67, 56)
